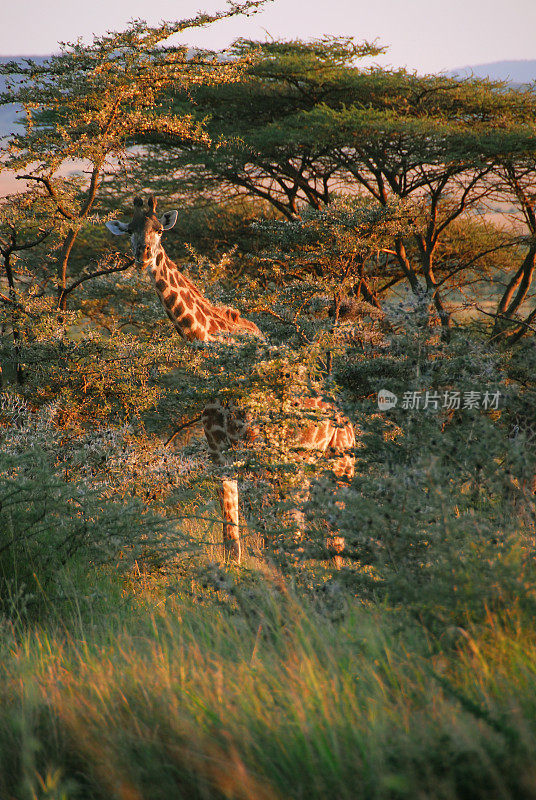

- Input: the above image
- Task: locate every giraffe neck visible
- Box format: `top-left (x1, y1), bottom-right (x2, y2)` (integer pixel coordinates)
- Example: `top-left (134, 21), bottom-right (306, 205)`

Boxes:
top-left (147, 246), bottom-right (261, 342)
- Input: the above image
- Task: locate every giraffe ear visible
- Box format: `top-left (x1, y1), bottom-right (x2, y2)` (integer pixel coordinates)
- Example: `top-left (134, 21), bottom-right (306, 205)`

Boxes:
top-left (105, 220), bottom-right (130, 236)
top-left (159, 210), bottom-right (178, 231)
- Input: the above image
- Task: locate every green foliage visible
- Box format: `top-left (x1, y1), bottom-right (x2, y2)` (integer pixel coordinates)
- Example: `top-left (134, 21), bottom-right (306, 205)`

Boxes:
top-left (320, 315), bottom-right (536, 627)
top-left (169, 196), bottom-right (279, 262)
top-left (0, 438), bottom-right (166, 620)
top-left (1, 5), bottom-right (268, 174)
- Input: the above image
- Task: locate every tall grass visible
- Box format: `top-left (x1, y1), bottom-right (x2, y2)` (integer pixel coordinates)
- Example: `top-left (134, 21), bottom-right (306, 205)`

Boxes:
top-left (2, 568), bottom-right (536, 800)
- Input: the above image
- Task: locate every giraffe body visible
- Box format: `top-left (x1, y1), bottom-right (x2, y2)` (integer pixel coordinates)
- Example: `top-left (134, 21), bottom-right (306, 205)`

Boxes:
top-left (106, 197), bottom-right (354, 564)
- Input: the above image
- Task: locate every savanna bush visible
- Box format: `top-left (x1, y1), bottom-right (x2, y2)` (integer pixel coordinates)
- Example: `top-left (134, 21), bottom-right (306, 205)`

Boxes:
top-left (320, 309), bottom-right (536, 628)
top-left (0, 395), bottom-right (197, 620)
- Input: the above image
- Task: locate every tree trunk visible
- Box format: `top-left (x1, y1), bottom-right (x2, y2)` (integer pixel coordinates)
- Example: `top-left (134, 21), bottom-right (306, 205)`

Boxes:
top-left (418, 238), bottom-right (452, 338)
top-left (433, 289), bottom-right (452, 340)
top-left (3, 252), bottom-right (24, 384)
top-left (57, 227), bottom-right (78, 311)
top-left (494, 243), bottom-right (536, 338)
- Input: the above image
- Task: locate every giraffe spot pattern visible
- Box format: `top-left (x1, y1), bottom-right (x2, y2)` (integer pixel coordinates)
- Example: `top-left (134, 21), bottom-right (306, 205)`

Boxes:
top-left (210, 411), bottom-right (225, 427)
top-left (175, 301), bottom-right (188, 319)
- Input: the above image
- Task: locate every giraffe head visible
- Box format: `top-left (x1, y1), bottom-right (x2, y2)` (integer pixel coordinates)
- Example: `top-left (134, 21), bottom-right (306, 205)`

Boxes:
top-left (106, 196), bottom-right (178, 267)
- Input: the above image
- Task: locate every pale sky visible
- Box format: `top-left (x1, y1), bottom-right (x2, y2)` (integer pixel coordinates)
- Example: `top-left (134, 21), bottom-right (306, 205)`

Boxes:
top-left (1, 0), bottom-right (535, 74)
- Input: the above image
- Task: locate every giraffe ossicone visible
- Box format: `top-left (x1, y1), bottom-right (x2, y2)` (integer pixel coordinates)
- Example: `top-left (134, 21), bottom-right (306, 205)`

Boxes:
top-left (106, 196), bottom-right (355, 565)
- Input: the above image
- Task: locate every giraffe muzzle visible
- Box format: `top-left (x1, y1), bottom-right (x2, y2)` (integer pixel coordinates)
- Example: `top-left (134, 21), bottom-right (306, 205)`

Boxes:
top-left (134, 249), bottom-right (151, 268)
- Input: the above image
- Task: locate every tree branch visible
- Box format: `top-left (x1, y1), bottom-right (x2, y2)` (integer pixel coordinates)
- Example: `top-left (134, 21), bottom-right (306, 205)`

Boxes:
top-left (15, 175), bottom-right (75, 220)
top-left (59, 257), bottom-right (135, 305)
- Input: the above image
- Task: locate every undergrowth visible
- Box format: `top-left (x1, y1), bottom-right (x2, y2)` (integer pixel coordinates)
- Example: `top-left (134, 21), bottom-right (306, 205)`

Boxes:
top-left (2, 562), bottom-right (536, 800)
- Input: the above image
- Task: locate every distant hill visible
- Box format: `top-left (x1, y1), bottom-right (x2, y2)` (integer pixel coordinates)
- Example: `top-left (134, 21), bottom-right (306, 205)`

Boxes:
top-left (447, 59), bottom-right (536, 84)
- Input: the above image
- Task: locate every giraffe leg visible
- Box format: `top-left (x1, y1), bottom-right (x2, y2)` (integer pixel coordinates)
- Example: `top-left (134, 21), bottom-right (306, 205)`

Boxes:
top-left (219, 479), bottom-right (241, 563)
top-left (327, 530), bottom-right (345, 570)
top-left (308, 474), bottom-right (350, 570)
top-left (289, 473), bottom-right (309, 536)
top-left (325, 446), bottom-right (355, 569)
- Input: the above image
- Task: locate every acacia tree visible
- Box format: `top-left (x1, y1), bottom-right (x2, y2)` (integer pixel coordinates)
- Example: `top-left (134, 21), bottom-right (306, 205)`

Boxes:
top-left (234, 60), bottom-right (536, 329)
top-left (0, 1), bottom-right (267, 310)
top-left (135, 38), bottom-right (536, 333)
top-left (125, 37), bottom-right (386, 216)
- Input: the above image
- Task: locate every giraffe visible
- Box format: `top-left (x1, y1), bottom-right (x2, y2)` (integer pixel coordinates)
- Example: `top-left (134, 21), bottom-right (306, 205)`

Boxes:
top-left (106, 196), bottom-right (355, 565)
